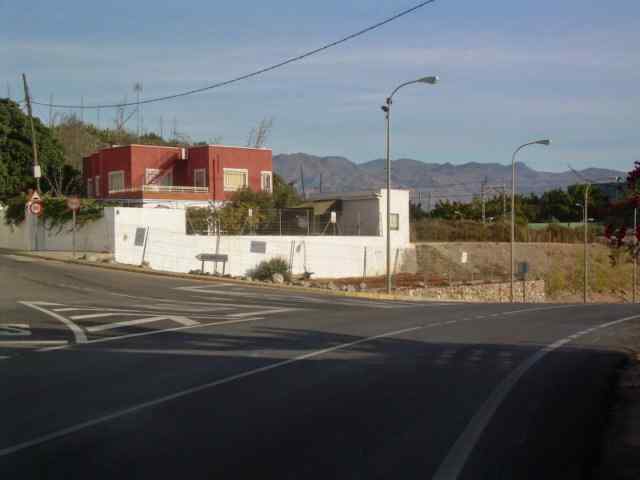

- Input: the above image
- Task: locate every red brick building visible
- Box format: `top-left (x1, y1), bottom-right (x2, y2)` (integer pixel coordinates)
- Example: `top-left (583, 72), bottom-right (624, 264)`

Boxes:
top-left (82, 144), bottom-right (273, 206)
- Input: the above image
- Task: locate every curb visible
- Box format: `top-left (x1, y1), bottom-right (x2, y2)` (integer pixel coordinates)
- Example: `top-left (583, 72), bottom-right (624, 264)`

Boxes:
top-left (0, 249), bottom-right (428, 302)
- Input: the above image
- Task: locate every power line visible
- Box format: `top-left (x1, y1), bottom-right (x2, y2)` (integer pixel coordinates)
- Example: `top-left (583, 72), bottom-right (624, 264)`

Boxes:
top-left (32, 0), bottom-right (437, 110)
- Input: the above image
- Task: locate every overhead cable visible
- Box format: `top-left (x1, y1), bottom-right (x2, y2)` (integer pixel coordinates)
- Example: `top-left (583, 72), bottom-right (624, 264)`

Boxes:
top-left (32, 0), bottom-right (436, 110)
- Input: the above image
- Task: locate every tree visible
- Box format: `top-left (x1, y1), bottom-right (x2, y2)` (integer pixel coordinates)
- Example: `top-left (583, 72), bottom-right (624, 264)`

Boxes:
top-left (0, 99), bottom-right (65, 201)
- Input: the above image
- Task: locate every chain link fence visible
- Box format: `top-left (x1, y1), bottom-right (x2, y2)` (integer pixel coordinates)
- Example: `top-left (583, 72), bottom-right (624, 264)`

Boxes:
top-left (186, 207), bottom-right (375, 236)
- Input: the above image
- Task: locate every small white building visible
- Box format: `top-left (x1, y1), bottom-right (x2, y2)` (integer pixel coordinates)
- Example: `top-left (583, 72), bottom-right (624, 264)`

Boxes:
top-left (303, 189), bottom-right (411, 248)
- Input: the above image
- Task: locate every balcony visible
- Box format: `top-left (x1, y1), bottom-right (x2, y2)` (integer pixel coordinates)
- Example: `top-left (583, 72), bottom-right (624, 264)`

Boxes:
top-left (107, 184), bottom-right (209, 201)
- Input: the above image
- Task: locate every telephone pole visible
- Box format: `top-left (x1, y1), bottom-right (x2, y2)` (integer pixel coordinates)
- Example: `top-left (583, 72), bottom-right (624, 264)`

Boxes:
top-left (21, 74), bottom-right (41, 192)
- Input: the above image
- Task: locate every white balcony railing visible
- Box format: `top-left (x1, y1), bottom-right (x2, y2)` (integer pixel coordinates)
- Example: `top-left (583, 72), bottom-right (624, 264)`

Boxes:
top-left (108, 184), bottom-right (209, 195)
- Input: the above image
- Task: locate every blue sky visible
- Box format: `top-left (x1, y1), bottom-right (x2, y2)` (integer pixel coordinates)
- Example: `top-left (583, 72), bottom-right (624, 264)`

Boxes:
top-left (2, 0), bottom-right (639, 172)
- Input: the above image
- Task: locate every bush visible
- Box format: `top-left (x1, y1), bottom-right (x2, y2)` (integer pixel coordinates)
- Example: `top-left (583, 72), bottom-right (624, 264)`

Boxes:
top-left (249, 257), bottom-right (290, 282)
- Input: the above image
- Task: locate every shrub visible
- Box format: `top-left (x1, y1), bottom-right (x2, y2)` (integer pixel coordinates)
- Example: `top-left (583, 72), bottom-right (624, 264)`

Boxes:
top-left (249, 257), bottom-right (290, 282)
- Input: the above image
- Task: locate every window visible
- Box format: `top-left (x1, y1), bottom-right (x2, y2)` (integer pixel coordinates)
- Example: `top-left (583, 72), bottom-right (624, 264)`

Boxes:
top-left (145, 168), bottom-right (160, 184)
top-left (193, 168), bottom-right (207, 188)
top-left (87, 178), bottom-right (93, 197)
top-left (108, 170), bottom-right (125, 193)
top-left (224, 168), bottom-right (248, 191)
top-left (389, 213), bottom-right (400, 231)
top-left (95, 175), bottom-right (100, 197)
top-left (261, 171), bottom-right (273, 193)
top-left (145, 168), bottom-right (173, 186)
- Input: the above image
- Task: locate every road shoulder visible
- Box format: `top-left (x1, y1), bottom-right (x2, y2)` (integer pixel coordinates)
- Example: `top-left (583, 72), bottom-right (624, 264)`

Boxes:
top-left (597, 353), bottom-right (640, 479)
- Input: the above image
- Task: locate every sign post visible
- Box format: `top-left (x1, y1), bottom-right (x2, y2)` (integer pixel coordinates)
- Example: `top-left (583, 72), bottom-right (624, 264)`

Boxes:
top-left (67, 197), bottom-right (81, 259)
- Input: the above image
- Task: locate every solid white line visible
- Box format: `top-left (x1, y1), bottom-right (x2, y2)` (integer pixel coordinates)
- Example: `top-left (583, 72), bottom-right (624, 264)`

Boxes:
top-left (85, 316), bottom-right (180, 333)
top-left (36, 316), bottom-right (265, 352)
top-left (19, 302), bottom-right (87, 343)
top-left (0, 324), bottom-right (424, 458)
top-left (432, 313), bottom-right (640, 480)
top-left (70, 313), bottom-right (121, 320)
top-left (0, 340), bottom-right (68, 346)
top-left (0, 356), bottom-right (10, 360)
top-left (226, 308), bottom-right (297, 318)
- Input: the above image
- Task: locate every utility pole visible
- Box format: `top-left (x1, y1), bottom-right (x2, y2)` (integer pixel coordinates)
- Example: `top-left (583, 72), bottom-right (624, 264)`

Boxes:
top-left (583, 184), bottom-right (590, 304)
top-left (159, 115), bottom-right (164, 139)
top-left (80, 96), bottom-right (84, 123)
top-left (427, 191), bottom-right (432, 212)
top-left (634, 207), bottom-right (638, 303)
top-left (97, 107), bottom-right (101, 129)
top-left (300, 164), bottom-right (306, 199)
top-left (319, 173), bottom-right (323, 193)
top-left (48, 93), bottom-right (54, 128)
top-left (481, 176), bottom-right (487, 224)
top-left (21, 74), bottom-right (41, 192)
top-left (6, 81), bottom-right (11, 100)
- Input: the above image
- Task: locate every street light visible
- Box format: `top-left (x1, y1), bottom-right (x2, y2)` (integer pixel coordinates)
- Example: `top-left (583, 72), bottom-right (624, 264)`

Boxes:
top-left (510, 139), bottom-right (551, 302)
top-left (382, 75), bottom-right (439, 294)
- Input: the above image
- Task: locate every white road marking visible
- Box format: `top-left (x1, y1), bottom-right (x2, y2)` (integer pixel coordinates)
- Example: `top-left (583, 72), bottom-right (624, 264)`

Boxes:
top-left (0, 323), bottom-right (426, 457)
top-left (226, 308), bottom-right (298, 318)
top-left (85, 315), bottom-right (198, 333)
top-left (432, 313), bottom-right (640, 480)
top-left (0, 340), bottom-right (68, 347)
top-left (71, 313), bottom-right (131, 320)
top-left (37, 316), bottom-right (265, 352)
top-left (0, 356), bottom-right (10, 360)
top-left (0, 325), bottom-right (31, 337)
top-left (174, 283), bottom-right (236, 292)
top-left (19, 302), bottom-right (86, 343)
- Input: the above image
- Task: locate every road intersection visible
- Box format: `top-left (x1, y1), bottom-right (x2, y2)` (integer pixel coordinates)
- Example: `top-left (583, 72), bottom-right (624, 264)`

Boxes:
top-left (1, 253), bottom-right (639, 479)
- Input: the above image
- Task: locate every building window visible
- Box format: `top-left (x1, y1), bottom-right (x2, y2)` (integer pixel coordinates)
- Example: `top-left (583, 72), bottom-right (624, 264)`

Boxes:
top-left (390, 213), bottom-right (400, 231)
top-left (145, 168), bottom-right (173, 186)
top-left (193, 168), bottom-right (207, 188)
top-left (87, 178), bottom-right (93, 197)
top-left (261, 171), bottom-right (273, 193)
top-left (95, 175), bottom-right (100, 197)
top-left (108, 170), bottom-right (125, 193)
top-left (224, 168), bottom-right (248, 191)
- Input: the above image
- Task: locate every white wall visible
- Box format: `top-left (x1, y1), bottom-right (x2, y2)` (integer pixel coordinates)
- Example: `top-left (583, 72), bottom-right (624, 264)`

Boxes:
top-left (378, 189), bottom-right (411, 247)
top-left (0, 207), bottom-right (29, 250)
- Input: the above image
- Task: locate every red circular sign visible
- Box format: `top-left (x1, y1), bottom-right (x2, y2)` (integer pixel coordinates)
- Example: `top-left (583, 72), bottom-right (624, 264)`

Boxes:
top-left (30, 201), bottom-right (43, 216)
top-left (67, 197), bottom-right (81, 210)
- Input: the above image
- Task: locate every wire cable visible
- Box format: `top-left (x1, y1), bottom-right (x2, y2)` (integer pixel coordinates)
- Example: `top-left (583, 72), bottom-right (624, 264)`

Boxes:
top-left (32, 0), bottom-right (436, 110)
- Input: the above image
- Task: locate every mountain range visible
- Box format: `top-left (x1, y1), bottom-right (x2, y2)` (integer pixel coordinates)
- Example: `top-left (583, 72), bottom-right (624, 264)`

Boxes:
top-left (273, 153), bottom-right (624, 203)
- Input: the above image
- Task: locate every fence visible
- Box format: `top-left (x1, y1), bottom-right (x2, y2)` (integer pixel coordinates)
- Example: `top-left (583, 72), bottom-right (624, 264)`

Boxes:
top-left (411, 218), bottom-right (603, 243)
top-left (186, 207), bottom-right (377, 237)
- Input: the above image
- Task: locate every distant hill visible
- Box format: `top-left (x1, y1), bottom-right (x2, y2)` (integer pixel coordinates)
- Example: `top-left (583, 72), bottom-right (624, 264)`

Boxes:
top-left (273, 153), bottom-right (624, 202)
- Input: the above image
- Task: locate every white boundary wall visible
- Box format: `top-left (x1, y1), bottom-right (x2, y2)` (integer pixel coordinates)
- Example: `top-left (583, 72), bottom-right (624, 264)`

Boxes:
top-left (113, 207), bottom-right (413, 278)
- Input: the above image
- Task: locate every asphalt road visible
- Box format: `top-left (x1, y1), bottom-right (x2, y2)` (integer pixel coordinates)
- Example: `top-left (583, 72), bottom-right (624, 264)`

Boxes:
top-left (1, 253), bottom-right (639, 479)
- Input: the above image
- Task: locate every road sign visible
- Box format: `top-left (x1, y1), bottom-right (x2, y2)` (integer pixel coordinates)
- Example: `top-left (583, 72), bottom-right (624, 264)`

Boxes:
top-left (196, 253), bottom-right (228, 262)
top-left (67, 196), bottom-right (81, 211)
top-left (28, 191), bottom-right (41, 204)
top-left (29, 201), bottom-right (43, 216)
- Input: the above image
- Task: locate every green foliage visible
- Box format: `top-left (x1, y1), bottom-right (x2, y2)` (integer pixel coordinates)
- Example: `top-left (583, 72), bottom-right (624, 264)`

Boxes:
top-left (2, 194), bottom-right (103, 231)
top-left (249, 257), bottom-right (291, 281)
top-left (272, 174), bottom-right (301, 208)
top-left (3, 193), bottom-right (28, 226)
top-left (0, 99), bottom-right (65, 201)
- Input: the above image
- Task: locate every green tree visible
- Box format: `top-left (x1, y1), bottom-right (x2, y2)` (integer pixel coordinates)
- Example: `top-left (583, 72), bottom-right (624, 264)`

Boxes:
top-left (0, 99), bottom-right (65, 201)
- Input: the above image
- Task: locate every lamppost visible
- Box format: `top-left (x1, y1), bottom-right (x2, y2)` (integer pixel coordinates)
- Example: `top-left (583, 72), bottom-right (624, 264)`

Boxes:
top-left (382, 76), bottom-right (438, 294)
top-left (510, 139), bottom-right (551, 302)
top-left (576, 201), bottom-right (591, 303)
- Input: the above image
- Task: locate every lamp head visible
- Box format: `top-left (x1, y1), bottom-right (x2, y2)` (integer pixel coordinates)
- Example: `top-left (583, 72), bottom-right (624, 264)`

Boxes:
top-left (536, 139), bottom-right (551, 146)
top-left (418, 75), bottom-right (439, 85)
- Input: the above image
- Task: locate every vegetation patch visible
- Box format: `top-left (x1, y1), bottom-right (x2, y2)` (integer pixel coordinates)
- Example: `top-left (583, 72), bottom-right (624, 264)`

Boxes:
top-left (249, 257), bottom-right (291, 282)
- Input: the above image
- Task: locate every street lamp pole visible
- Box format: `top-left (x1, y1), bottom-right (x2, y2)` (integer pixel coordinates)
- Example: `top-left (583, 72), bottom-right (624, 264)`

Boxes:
top-left (510, 139), bottom-right (551, 302)
top-left (382, 76), bottom-right (438, 294)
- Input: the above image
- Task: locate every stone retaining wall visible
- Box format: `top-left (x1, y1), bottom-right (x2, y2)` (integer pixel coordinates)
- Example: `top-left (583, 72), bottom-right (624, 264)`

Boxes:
top-left (405, 280), bottom-right (545, 303)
